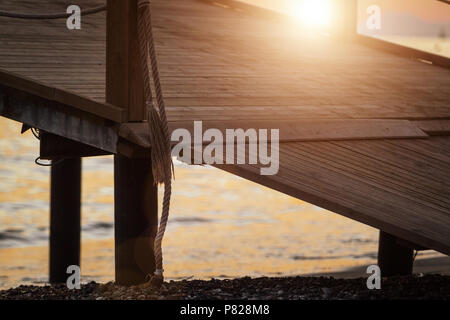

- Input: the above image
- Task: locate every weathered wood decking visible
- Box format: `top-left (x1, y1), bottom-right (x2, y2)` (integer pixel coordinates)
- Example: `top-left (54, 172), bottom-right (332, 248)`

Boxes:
top-left (1, 0), bottom-right (450, 256)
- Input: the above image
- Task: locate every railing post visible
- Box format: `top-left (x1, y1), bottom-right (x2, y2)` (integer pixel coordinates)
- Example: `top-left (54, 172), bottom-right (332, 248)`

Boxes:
top-left (106, 0), bottom-right (158, 285)
top-left (106, 0), bottom-right (145, 122)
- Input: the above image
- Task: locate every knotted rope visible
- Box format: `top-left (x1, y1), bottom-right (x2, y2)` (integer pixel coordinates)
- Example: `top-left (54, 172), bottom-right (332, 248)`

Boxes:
top-left (137, 0), bottom-right (173, 288)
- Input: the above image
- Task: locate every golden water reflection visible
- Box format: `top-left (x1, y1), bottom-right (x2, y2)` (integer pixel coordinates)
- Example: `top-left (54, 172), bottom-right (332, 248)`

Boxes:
top-left (0, 117), bottom-right (444, 289)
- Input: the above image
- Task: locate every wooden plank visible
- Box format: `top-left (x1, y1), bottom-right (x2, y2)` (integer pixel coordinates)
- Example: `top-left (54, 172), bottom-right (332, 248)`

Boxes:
top-left (289, 142), bottom-right (450, 210)
top-left (202, 0), bottom-right (357, 41)
top-left (198, 0), bottom-right (286, 21)
top-left (163, 104), bottom-right (450, 122)
top-left (0, 67), bottom-right (54, 100)
top-left (414, 120), bottom-right (450, 136)
top-left (279, 146), bottom-right (449, 219)
top-left (1, 0), bottom-right (450, 124)
top-left (336, 139), bottom-right (450, 180)
top-left (119, 119), bottom-right (428, 148)
top-left (211, 138), bottom-right (450, 255)
top-left (215, 161), bottom-right (450, 256)
top-left (175, 134), bottom-right (450, 252)
top-left (53, 88), bottom-right (124, 123)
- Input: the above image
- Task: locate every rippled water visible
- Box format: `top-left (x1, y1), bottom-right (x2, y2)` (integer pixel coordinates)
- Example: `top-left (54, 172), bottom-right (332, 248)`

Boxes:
top-left (0, 117), bottom-right (444, 289)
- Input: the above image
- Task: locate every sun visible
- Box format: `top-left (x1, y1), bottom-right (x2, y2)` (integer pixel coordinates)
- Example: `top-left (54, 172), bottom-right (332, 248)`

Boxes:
top-left (290, 0), bottom-right (333, 28)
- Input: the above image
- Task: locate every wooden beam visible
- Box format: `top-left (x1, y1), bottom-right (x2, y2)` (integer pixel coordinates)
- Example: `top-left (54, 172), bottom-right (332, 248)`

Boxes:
top-left (0, 85), bottom-right (118, 154)
top-left (378, 231), bottom-right (414, 277)
top-left (40, 132), bottom-right (111, 160)
top-left (117, 139), bottom-right (151, 159)
top-left (106, 0), bottom-right (145, 122)
top-left (49, 158), bottom-right (82, 283)
top-left (107, 0), bottom-right (157, 285)
top-left (0, 69), bottom-right (124, 122)
top-left (396, 238), bottom-right (429, 252)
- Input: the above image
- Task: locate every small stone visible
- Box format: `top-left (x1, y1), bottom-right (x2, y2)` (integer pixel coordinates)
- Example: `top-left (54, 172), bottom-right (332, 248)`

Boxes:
top-left (321, 287), bottom-right (332, 298)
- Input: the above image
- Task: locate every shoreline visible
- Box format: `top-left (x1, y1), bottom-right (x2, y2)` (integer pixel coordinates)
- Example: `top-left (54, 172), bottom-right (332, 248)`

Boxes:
top-left (0, 244), bottom-right (448, 291)
top-left (1, 256), bottom-right (449, 300)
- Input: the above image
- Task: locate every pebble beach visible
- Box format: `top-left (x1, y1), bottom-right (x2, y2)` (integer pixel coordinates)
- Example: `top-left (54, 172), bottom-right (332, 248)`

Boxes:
top-left (1, 274), bottom-right (449, 300)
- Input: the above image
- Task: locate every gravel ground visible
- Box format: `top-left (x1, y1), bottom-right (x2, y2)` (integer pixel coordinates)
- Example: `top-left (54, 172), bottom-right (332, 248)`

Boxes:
top-left (0, 274), bottom-right (449, 300)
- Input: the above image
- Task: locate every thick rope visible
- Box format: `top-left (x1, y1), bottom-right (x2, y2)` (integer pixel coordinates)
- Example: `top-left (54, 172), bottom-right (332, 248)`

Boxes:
top-left (137, 0), bottom-right (173, 288)
top-left (0, 5), bottom-right (106, 20)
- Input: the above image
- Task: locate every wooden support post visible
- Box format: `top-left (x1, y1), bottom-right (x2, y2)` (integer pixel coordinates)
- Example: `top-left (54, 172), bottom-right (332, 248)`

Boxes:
top-left (114, 156), bottom-right (158, 285)
top-left (49, 158), bottom-right (81, 283)
top-left (378, 231), bottom-right (414, 277)
top-left (106, 0), bottom-right (158, 285)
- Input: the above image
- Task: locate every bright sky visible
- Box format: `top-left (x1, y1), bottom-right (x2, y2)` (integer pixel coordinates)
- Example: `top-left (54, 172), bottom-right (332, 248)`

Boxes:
top-left (241, 0), bottom-right (450, 24)
top-left (240, 0), bottom-right (450, 57)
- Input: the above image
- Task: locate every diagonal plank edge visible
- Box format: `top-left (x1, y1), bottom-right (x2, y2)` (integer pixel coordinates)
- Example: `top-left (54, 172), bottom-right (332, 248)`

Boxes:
top-left (119, 119), bottom-right (428, 148)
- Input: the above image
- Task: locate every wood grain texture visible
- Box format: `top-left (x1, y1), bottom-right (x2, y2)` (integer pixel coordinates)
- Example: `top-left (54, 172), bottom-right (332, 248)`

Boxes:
top-left (0, 0), bottom-right (449, 122)
top-left (1, 0), bottom-right (450, 257)
top-left (414, 120), bottom-right (450, 136)
top-left (120, 119), bottom-right (428, 148)
top-left (213, 137), bottom-right (450, 255)
top-left (106, 0), bottom-right (145, 121)
top-left (0, 69), bottom-right (123, 122)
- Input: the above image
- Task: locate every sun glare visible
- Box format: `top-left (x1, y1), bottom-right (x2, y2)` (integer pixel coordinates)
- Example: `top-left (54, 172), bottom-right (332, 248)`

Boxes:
top-left (291, 0), bottom-right (332, 28)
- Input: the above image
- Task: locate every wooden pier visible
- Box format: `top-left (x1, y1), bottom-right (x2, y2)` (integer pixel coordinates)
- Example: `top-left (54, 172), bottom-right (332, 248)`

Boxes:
top-left (0, 0), bottom-right (449, 283)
